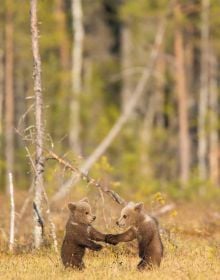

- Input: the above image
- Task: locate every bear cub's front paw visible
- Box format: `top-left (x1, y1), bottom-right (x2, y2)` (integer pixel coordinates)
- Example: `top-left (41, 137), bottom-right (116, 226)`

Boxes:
top-left (94, 244), bottom-right (103, 251)
top-left (105, 234), bottom-right (118, 245)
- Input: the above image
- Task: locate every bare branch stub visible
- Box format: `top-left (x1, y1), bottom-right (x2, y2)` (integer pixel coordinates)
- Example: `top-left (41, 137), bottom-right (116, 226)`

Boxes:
top-left (33, 202), bottom-right (44, 237)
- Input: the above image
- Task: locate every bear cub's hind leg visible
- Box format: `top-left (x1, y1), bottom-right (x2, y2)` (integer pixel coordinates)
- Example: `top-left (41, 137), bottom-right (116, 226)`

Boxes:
top-left (137, 258), bottom-right (153, 271)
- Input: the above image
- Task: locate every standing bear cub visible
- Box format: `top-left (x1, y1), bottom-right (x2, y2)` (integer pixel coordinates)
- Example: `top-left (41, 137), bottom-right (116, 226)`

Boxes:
top-left (105, 201), bottom-right (163, 270)
top-left (61, 197), bottom-right (106, 269)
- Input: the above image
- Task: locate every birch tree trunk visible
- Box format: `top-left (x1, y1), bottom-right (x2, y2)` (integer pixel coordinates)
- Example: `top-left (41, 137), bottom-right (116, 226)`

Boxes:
top-left (174, 4), bottom-right (190, 185)
top-left (5, 0), bottom-right (14, 194)
top-left (198, 0), bottom-right (210, 180)
top-left (208, 53), bottom-right (219, 186)
top-left (30, 0), bottom-right (45, 248)
top-left (0, 32), bottom-right (4, 152)
top-left (121, 21), bottom-right (133, 113)
top-left (69, 0), bottom-right (84, 154)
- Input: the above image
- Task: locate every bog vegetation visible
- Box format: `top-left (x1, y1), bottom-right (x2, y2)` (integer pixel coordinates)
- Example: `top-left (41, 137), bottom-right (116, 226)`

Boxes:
top-left (0, 0), bottom-right (220, 279)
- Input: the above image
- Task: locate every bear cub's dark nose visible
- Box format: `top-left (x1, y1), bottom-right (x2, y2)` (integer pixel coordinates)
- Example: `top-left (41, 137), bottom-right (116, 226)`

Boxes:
top-left (93, 216), bottom-right (96, 221)
top-left (116, 221), bottom-right (119, 225)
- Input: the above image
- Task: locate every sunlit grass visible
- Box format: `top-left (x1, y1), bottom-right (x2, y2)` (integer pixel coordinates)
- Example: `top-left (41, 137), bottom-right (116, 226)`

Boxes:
top-left (1, 198), bottom-right (220, 279)
top-left (0, 235), bottom-right (219, 280)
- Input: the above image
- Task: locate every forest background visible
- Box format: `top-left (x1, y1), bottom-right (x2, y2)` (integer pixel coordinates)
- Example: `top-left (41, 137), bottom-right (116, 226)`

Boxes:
top-left (1, 0), bottom-right (220, 200)
top-left (0, 2), bottom-right (220, 279)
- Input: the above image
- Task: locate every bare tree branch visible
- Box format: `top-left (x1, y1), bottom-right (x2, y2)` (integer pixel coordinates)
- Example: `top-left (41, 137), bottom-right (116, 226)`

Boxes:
top-left (45, 148), bottom-right (126, 205)
top-left (46, 147), bottom-right (176, 221)
top-left (15, 128), bottom-right (58, 252)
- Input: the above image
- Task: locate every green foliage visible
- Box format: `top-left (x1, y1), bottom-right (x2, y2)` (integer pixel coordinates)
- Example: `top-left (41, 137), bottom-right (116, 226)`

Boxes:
top-left (120, 0), bottom-right (169, 21)
top-left (1, 0), bottom-right (220, 202)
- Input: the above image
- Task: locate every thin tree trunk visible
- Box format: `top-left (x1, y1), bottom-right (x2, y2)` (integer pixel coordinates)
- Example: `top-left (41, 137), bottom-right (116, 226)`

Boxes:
top-left (208, 53), bottom-right (219, 186)
top-left (174, 4), bottom-right (190, 185)
top-left (5, 0), bottom-right (14, 194)
top-left (198, 0), bottom-right (210, 180)
top-left (52, 3), bottom-right (172, 202)
top-left (69, 0), bottom-right (84, 154)
top-left (0, 35), bottom-right (3, 140)
top-left (185, 38), bottom-right (194, 102)
top-left (8, 172), bottom-right (15, 252)
top-left (121, 22), bottom-right (133, 113)
top-left (155, 55), bottom-right (165, 127)
top-left (0, 32), bottom-right (4, 164)
top-left (139, 93), bottom-right (157, 178)
top-left (30, 0), bottom-right (45, 248)
top-left (55, 0), bottom-right (69, 70)
top-left (140, 56), bottom-right (165, 177)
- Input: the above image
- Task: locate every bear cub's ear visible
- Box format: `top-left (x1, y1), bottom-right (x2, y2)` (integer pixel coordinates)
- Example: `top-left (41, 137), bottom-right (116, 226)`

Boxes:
top-left (79, 197), bottom-right (89, 203)
top-left (134, 202), bottom-right (144, 212)
top-left (68, 202), bottom-right (77, 212)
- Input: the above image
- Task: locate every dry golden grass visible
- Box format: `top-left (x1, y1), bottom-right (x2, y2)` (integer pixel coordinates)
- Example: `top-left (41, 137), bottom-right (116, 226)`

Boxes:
top-left (1, 194), bottom-right (220, 280)
top-left (0, 235), bottom-right (220, 280)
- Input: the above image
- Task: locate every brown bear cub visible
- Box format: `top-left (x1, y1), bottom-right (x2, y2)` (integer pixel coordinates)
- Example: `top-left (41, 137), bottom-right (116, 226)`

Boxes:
top-left (105, 202), bottom-right (163, 270)
top-left (61, 197), bottom-right (106, 269)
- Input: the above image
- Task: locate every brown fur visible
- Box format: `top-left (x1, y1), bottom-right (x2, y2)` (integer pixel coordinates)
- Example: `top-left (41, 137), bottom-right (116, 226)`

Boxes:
top-left (105, 202), bottom-right (163, 270)
top-left (61, 198), bottom-right (106, 269)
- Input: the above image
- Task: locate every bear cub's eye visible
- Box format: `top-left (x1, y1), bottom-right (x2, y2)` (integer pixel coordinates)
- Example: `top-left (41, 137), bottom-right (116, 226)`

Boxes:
top-left (123, 215), bottom-right (127, 219)
top-left (85, 212), bottom-right (89, 215)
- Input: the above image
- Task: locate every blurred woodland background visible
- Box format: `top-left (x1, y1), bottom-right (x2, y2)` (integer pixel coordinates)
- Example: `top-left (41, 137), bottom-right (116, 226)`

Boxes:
top-left (0, 3), bottom-right (220, 278)
top-left (0, 0), bottom-right (220, 249)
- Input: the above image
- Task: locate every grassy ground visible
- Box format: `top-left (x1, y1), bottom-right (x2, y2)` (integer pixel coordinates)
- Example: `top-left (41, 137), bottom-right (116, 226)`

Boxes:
top-left (0, 234), bottom-right (220, 280)
top-left (0, 197), bottom-right (220, 279)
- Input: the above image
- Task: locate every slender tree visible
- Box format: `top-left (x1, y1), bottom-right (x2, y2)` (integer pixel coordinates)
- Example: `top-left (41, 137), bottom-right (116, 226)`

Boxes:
top-left (30, 0), bottom-right (45, 248)
top-left (155, 54), bottom-right (165, 128)
top-left (5, 0), bottom-right (14, 194)
top-left (55, 0), bottom-right (69, 70)
top-left (209, 52), bottom-right (219, 186)
top-left (174, 3), bottom-right (190, 185)
top-left (69, 0), bottom-right (84, 154)
top-left (121, 21), bottom-right (133, 113)
top-left (0, 31), bottom-right (4, 151)
top-left (139, 93), bottom-right (156, 178)
top-left (198, 0), bottom-right (210, 180)
top-left (8, 172), bottom-right (15, 252)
